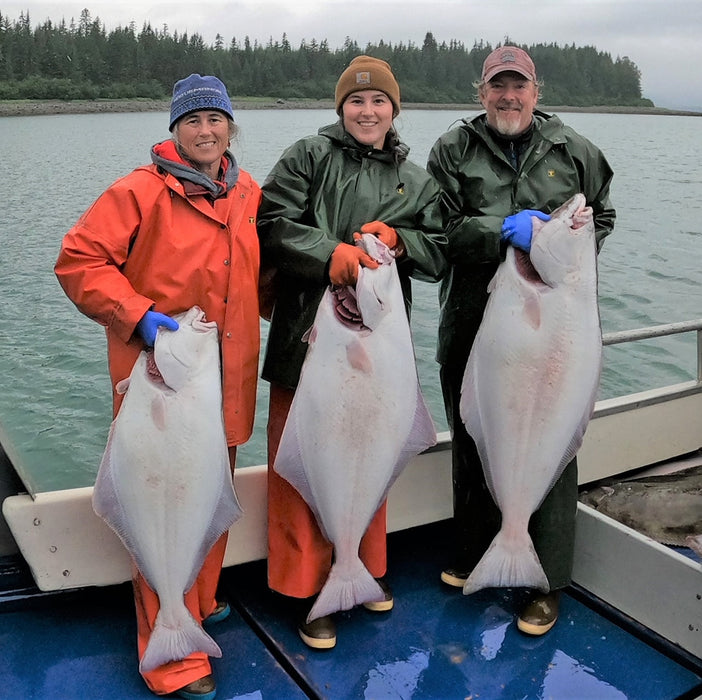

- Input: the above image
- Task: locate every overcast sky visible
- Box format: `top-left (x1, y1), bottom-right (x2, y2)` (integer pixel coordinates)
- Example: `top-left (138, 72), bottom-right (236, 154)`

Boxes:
top-left (6, 0), bottom-right (702, 110)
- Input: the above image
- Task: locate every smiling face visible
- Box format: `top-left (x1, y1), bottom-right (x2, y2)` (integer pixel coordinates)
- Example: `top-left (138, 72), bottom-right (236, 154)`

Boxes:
top-left (479, 71), bottom-right (539, 137)
top-left (172, 110), bottom-right (231, 178)
top-left (341, 90), bottom-right (395, 149)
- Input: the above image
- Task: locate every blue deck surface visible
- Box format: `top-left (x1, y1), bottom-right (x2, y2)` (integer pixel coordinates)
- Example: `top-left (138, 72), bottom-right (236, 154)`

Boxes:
top-left (2, 520), bottom-right (701, 699)
top-left (226, 521), bottom-right (702, 700)
top-left (1, 582), bottom-right (306, 700)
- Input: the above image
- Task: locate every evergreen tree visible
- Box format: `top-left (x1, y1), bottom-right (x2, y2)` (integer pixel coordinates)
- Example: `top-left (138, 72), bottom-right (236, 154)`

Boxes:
top-left (0, 10), bottom-right (653, 107)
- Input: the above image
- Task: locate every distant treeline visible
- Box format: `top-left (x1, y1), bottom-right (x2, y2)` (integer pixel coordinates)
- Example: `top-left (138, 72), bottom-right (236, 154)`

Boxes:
top-left (0, 9), bottom-right (652, 107)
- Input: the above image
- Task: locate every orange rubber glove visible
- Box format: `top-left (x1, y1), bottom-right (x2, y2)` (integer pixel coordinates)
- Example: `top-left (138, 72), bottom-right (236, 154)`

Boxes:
top-left (329, 242), bottom-right (378, 286)
top-left (360, 221), bottom-right (399, 249)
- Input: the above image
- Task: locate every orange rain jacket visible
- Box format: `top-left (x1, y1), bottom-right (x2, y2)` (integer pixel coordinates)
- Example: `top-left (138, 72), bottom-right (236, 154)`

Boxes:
top-left (55, 146), bottom-right (261, 446)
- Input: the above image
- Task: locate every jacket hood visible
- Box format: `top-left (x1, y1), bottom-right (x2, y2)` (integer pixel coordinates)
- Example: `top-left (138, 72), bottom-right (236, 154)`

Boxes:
top-left (150, 140), bottom-right (240, 197)
top-left (318, 121), bottom-right (410, 164)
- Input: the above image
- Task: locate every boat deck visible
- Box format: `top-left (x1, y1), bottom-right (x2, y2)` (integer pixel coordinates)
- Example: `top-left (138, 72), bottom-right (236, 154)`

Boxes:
top-left (2, 520), bottom-right (701, 700)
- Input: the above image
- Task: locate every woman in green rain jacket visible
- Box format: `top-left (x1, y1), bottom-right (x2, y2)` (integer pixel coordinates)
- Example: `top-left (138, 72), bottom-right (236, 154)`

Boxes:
top-left (260, 124), bottom-right (447, 388)
top-left (257, 56), bottom-right (447, 651)
top-left (426, 46), bottom-right (615, 638)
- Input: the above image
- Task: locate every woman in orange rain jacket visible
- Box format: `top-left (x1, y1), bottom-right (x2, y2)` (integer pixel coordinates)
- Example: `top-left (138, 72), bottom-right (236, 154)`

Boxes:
top-left (54, 74), bottom-right (260, 700)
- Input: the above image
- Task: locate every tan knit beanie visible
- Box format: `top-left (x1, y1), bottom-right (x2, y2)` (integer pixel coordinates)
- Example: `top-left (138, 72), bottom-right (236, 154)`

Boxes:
top-left (335, 55), bottom-right (401, 115)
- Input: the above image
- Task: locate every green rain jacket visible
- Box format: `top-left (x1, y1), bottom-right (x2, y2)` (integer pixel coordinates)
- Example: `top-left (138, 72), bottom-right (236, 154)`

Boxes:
top-left (427, 109), bottom-right (616, 367)
top-left (258, 121), bottom-right (448, 389)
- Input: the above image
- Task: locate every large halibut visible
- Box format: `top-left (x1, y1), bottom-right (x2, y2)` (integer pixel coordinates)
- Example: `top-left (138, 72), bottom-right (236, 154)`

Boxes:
top-left (460, 194), bottom-right (602, 594)
top-left (93, 306), bottom-right (242, 671)
top-left (275, 234), bottom-right (437, 623)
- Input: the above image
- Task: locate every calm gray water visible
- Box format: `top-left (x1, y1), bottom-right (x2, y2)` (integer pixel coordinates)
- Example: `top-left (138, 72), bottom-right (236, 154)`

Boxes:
top-left (1, 109), bottom-right (700, 493)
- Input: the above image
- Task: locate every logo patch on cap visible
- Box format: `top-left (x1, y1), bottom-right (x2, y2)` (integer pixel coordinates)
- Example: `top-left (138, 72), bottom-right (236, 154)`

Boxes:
top-left (355, 71), bottom-right (371, 85)
top-left (500, 50), bottom-right (517, 64)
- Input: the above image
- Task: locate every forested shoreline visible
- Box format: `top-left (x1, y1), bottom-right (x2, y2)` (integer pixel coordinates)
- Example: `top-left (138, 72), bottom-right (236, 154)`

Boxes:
top-left (1, 8), bottom-right (653, 107)
top-left (5, 98), bottom-right (701, 119)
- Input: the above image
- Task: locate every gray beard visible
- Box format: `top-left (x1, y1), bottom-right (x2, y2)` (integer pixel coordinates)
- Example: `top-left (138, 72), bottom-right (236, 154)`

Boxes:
top-left (493, 113), bottom-right (524, 137)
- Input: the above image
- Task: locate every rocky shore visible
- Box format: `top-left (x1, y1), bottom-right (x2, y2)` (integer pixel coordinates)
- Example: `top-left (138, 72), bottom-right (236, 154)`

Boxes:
top-left (1, 98), bottom-right (700, 118)
top-left (0, 99), bottom-right (170, 117)
top-left (0, 98), bottom-right (329, 117)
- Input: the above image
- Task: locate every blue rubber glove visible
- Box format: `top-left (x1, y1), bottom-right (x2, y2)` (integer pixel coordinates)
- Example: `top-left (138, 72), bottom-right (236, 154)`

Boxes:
top-left (136, 311), bottom-right (179, 346)
top-left (501, 210), bottom-right (551, 252)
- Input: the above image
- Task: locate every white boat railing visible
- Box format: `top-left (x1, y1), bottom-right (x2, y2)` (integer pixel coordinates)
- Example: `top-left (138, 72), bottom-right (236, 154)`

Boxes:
top-left (592, 318), bottom-right (702, 419)
top-left (578, 318), bottom-right (702, 484)
top-left (3, 318), bottom-right (702, 589)
top-left (602, 317), bottom-right (702, 382)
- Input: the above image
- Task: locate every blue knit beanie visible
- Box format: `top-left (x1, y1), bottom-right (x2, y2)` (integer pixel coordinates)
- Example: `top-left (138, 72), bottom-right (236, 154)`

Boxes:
top-left (169, 74), bottom-right (234, 131)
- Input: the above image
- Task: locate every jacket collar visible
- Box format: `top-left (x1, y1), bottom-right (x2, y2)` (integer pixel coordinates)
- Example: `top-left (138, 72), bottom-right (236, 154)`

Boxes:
top-left (150, 140), bottom-right (240, 198)
top-left (318, 121), bottom-right (409, 164)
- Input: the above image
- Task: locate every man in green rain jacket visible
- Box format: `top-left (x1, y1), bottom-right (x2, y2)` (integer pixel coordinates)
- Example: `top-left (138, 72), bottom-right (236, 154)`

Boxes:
top-left (427, 46), bottom-right (615, 636)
